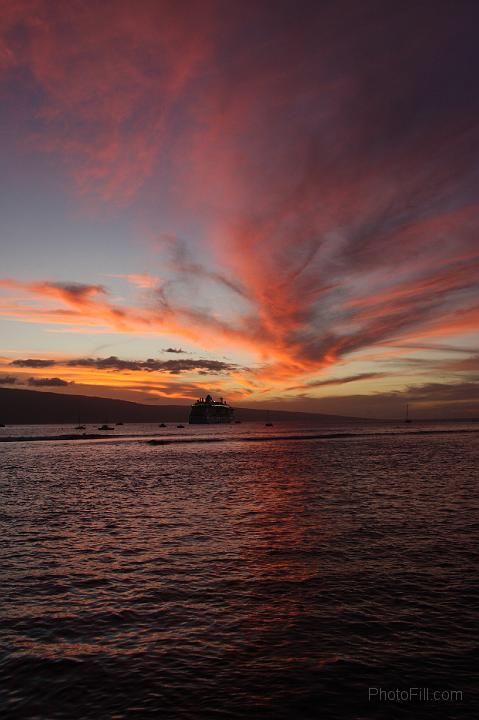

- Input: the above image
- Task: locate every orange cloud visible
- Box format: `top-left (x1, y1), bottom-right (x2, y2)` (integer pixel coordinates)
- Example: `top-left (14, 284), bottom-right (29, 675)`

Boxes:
top-left (108, 273), bottom-right (161, 289)
top-left (1, 269), bottom-right (478, 396)
top-left (1, 2), bottom-right (479, 406)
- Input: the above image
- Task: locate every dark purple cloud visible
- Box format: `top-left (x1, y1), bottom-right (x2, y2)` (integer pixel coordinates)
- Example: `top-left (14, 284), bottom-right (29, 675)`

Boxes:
top-left (11, 359), bottom-right (56, 368)
top-left (27, 377), bottom-right (71, 387)
top-left (0, 375), bottom-right (17, 385)
top-left (66, 356), bottom-right (238, 374)
top-left (12, 356), bottom-right (239, 375)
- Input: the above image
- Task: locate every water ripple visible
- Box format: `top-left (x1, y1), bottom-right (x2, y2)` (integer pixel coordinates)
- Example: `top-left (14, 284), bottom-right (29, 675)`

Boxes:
top-left (1, 424), bottom-right (477, 718)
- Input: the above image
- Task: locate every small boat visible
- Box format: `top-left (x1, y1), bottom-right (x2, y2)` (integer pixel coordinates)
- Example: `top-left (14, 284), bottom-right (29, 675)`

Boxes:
top-left (116, 421), bottom-right (124, 426)
top-left (159, 423), bottom-right (167, 427)
top-left (235, 420), bottom-right (242, 424)
top-left (98, 424), bottom-right (114, 430)
top-left (177, 424), bottom-right (185, 428)
top-left (0, 423), bottom-right (5, 428)
top-left (265, 422), bottom-right (273, 427)
top-left (75, 424), bottom-right (86, 430)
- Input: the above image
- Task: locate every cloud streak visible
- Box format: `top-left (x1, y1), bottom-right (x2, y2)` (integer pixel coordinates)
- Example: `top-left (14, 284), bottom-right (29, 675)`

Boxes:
top-left (11, 355), bottom-right (239, 375)
top-left (1, 2), bottom-right (479, 412)
top-left (288, 372), bottom-right (386, 392)
top-left (11, 358), bottom-right (57, 368)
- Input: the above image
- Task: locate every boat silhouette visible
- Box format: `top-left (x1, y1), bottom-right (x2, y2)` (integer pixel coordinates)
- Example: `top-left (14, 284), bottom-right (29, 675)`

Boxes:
top-left (189, 395), bottom-right (234, 424)
top-left (75, 412), bottom-right (85, 430)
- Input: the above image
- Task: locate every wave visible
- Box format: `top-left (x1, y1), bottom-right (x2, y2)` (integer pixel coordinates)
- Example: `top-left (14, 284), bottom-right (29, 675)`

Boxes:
top-left (146, 428), bottom-right (479, 446)
top-left (0, 432), bottom-right (119, 443)
top-left (1, 427), bottom-right (478, 445)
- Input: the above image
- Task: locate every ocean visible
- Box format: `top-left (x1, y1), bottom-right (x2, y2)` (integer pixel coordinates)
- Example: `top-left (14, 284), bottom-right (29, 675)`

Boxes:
top-left (1, 421), bottom-right (477, 719)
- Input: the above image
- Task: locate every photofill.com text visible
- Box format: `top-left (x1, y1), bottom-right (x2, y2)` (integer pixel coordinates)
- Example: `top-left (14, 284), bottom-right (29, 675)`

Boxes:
top-left (368, 687), bottom-right (463, 702)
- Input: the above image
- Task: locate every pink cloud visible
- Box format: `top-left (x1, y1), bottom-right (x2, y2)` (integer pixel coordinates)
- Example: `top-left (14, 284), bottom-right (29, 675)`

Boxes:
top-left (1, 2), bottom-right (479, 403)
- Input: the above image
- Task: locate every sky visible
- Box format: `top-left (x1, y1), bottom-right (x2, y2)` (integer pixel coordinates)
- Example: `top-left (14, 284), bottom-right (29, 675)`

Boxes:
top-left (0, 0), bottom-right (478, 419)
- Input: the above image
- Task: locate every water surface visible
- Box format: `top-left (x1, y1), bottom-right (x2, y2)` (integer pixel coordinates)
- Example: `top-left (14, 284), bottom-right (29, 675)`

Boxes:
top-left (1, 422), bottom-right (477, 718)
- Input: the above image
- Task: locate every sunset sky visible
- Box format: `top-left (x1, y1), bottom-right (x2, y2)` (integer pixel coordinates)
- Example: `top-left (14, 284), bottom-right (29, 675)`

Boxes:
top-left (1, 0), bottom-right (478, 418)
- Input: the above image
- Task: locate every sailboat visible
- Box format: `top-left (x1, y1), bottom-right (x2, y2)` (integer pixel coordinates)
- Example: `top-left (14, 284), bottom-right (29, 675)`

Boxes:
top-left (75, 412), bottom-right (86, 430)
top-left (404, 404), bottom-right (412, 424)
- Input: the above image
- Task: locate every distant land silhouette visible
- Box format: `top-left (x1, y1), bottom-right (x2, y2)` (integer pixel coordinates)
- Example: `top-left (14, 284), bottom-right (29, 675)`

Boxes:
top-left (0, 387), bottom-right (363, 425)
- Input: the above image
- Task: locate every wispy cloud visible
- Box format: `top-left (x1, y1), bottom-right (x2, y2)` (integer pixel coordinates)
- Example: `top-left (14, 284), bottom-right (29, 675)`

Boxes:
top-left (1, 0), bottom-right (218, 203)
top-left (1, 2), bottom-right (479, 411)
top-left (108, 273), bottom-right (161, 289)
top-left (288, 372), bottom-right (386, 391)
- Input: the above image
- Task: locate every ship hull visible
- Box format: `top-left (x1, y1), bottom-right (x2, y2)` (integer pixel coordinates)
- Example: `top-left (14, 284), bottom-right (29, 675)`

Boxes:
top-left (188, 405), bottom-right (234, 424)
top-left (189, 415), bottom-right (233, 424)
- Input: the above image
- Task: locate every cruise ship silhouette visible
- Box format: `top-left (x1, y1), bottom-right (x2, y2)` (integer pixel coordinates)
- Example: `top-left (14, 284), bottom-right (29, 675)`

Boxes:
top-left (189, 395), bottom-right (234, 424)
